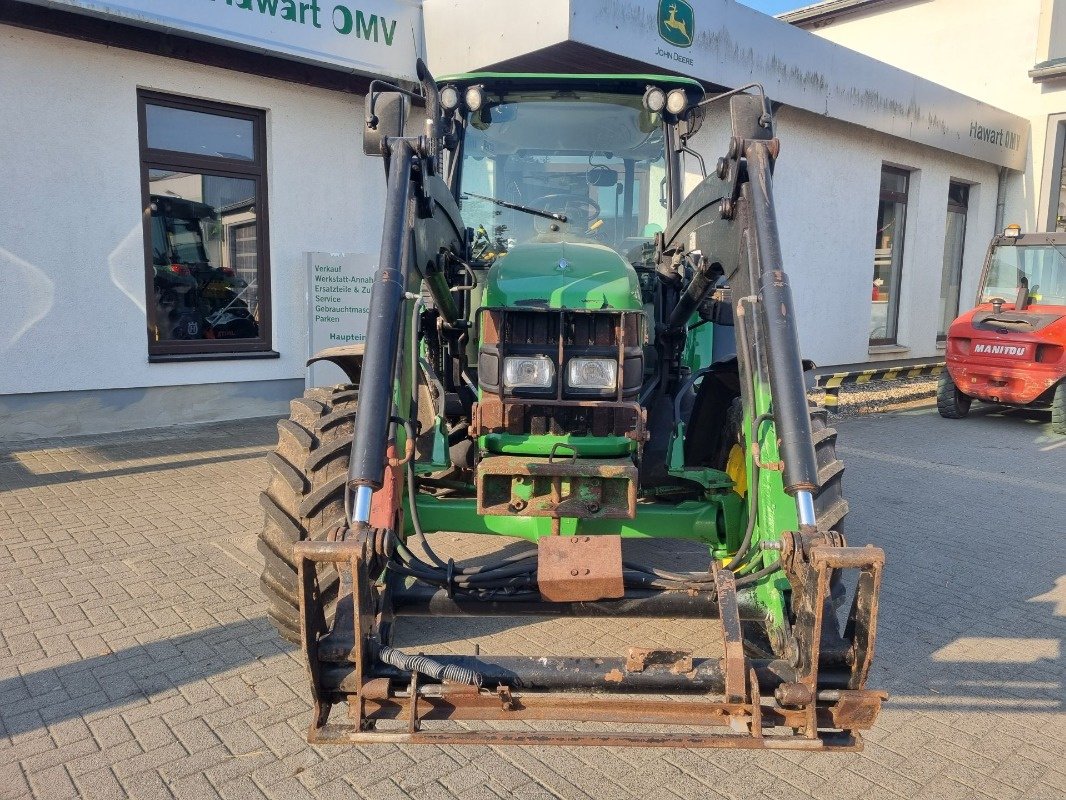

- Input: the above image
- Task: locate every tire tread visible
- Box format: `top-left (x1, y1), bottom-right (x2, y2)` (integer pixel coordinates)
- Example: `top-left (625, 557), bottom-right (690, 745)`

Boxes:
top-left (258, 385), bottom-right (358, 643)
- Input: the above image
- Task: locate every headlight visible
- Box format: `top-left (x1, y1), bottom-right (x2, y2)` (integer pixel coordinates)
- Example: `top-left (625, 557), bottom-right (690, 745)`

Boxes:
top-left (503, 355), bottom-right (554, 389)
top-left (567, 358), bottom-right (618, 390)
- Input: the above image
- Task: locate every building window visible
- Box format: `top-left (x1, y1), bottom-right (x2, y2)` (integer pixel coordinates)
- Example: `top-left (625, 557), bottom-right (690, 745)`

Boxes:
top-left (138, 91), bottom-right (270, 357)
top-left (870, 166), bottom-right (910, 345)
top-left (938, 182), bottom-right (970, 340)
top-left (1053, 124), bottom-right (1066, 232)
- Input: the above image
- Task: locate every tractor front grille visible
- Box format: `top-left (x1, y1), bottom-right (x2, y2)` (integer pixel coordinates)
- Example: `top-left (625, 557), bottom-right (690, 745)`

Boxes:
top-left (475, 308), bottom-right (644, 439)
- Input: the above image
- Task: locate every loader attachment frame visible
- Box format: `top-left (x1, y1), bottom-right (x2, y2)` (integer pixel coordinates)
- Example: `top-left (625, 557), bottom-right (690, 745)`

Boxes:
top-left (293, 527), bottom-right (884, 748)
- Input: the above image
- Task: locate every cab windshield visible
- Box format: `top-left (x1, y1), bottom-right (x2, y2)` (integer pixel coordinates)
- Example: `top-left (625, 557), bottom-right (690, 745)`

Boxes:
top-left (458, 91), bottom-right (668, 260)
top-left (981, 243), bottom-right (1066, 306)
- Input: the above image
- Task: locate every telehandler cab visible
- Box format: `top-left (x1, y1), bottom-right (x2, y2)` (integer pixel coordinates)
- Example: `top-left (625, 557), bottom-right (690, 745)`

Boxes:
top-left (258, 61), bottom-right (887, 749)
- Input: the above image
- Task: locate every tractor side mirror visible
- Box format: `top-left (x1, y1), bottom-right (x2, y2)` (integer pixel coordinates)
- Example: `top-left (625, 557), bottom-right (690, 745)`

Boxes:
top-left (364, 91), bottom-right (409, 157)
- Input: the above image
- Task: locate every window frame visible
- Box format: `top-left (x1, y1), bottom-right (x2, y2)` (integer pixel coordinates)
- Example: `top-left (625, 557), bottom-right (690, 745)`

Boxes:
top-left (870, 165), bottom-right (911, 346)
top-left (937, 181), bottom-right (970, 341)
top-left (1044, 117), bottom-right (1066, 233)
top-left (138, 90), bottom-right (272, 358)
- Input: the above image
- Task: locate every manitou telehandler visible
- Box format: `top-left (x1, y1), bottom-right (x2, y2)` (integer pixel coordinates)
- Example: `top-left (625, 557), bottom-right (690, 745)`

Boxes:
top-left (939, 225), bottom-right (1066, 434)
top-left (257, 61), bottom-right (887, 749)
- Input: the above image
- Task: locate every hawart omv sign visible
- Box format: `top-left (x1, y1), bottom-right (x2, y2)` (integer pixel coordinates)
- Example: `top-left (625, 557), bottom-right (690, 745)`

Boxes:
top-left (20, 0), bottom-right (422, 79)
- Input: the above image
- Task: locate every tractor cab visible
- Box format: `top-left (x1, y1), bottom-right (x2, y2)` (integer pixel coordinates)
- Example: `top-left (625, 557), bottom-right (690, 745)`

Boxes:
top-left (439, 74), bottom-right (702, 259)
top-left (939, 226), bottom-right (1066, 431)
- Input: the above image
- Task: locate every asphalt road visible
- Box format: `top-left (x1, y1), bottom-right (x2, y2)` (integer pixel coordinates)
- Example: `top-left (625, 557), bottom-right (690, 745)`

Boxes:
top-left (0, 402), bottom-right (1063, 799)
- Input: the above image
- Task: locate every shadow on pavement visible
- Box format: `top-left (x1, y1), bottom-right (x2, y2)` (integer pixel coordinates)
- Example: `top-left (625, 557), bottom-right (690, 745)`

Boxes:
top-left (0, 416), bottom-right (280, 492)
top-left (1, 410), bottom-right (1060, 743)
top-left (0, 618), bottom-right (287, 739)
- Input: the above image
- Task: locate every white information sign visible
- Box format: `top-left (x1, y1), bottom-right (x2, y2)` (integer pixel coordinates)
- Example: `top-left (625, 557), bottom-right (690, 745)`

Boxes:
top-left (23, 0), bottom-right (423, 80)
top-left (306, 252), bottom-right (375, 388)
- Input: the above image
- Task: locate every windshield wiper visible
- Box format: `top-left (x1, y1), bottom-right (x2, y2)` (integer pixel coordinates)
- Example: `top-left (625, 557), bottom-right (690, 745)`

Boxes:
top-left (461, 191), bottom-right (567, 223)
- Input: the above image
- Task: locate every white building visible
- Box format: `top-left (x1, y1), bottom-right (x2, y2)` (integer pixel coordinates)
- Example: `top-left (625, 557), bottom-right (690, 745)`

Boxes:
top-left (0, 0), bottom-right (1038, 438)
top-left (782, 0), bottom-right (1066, 234)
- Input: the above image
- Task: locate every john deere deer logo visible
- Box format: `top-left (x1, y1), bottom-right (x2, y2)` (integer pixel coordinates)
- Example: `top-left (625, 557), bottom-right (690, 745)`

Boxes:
top-left (658, 0), bottom-right (694, 48)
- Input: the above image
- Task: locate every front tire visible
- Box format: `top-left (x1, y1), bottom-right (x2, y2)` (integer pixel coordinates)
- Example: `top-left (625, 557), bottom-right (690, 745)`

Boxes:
top-left (258, 385), bottom-right (357, 643)
top-left (937, 372), bottom-right (972, 419)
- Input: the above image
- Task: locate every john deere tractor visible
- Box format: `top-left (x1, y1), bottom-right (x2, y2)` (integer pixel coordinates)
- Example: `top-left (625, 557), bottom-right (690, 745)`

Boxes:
top-left (258, 62), bottom-right (886, 749)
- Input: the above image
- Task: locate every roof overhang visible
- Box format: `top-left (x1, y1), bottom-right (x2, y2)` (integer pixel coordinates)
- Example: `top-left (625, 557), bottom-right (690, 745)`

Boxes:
top-left (425, 0), bottom-right (1028, 171)
top-left (1030, 57), bottom-right (1066, 84)
top-left (778, 0), bottom-right (909, 27)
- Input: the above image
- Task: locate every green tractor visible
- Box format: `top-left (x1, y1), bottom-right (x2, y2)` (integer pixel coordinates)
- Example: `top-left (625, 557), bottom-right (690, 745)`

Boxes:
top-left (258, 62), bottom-right (886, 749)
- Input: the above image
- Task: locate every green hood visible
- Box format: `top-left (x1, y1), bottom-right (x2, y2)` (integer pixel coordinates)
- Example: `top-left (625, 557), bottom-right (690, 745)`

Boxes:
top-left (483, 241), bottom-right (642, 311)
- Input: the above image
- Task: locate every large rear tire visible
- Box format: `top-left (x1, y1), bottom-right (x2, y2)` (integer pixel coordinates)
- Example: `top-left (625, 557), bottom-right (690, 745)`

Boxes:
top-left (809, 406), bottom-right (849, 531)
top-left (1052, 382), bottom-right (1065, 436)
top-left (715, 400), bottom-right (848, 531)
top-left (258, 385), bottom-right (358, 643)
top-left (937, 372), bottom-right (972, 419)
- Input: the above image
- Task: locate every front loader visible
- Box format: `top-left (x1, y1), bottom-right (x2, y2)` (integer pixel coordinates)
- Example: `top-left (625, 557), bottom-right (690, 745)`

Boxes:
top-left (258, 62), bottom-right (886, 749)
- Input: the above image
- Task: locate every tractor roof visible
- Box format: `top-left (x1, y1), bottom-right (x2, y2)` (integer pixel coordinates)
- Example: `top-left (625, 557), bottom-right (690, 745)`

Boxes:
top-left (437, 72), bottom-right (704, 99)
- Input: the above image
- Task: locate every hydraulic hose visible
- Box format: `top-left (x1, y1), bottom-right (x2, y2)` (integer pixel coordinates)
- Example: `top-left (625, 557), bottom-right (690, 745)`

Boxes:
top-left (726, 411), bottom-right (772, 573)
top-left (734, 559), bottom-right (782, 587)
top-left (378, 645), bottom-right (482, 686)
top-left (666, 256), bottom-right (718, 334)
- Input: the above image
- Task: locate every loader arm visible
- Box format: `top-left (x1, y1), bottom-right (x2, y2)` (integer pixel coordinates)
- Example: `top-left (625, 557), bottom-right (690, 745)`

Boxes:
top-left (660, 94), bottom-right (830, 648)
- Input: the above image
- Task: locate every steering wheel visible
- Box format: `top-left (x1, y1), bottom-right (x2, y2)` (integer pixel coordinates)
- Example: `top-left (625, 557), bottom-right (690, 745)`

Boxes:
top-left (530, 193), bottom-right (601, 234)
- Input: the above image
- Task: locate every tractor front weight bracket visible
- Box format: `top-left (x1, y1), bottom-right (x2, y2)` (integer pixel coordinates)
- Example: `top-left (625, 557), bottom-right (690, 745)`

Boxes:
top-left (292, 525), bottom-right (886, 749)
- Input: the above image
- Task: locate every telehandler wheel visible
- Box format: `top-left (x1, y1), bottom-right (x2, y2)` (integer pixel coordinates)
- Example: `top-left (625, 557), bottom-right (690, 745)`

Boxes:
top-left (258, 385), bottom-right (358, 643)
top-left (717, 399), bottom-right (848, 531)
top-left (1052, 381), bottom-right (1066, 435)
top-left (936, 372), bottom-right (972, 419)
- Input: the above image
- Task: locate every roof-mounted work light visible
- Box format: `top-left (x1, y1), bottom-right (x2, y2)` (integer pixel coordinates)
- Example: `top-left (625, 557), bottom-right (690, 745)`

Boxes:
top-left (439, 85), bottom-right (460, 112)
top-left (666, 88), bottom-right (688, 116)
top-left (1004, 223), bottom-right (1022, 238)
top-left (642, 86), bottom-right (666, 113)
top-left (465, 85), bottom-right (485, 112)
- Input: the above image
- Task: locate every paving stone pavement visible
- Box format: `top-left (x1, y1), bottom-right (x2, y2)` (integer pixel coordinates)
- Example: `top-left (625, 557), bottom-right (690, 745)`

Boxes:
top-left (0, 403), bottom-right (1063, 799)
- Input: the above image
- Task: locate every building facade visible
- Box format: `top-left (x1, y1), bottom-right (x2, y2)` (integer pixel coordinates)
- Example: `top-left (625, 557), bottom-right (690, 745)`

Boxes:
top-left (0, 0), bottom-right (1033, 438)
top-left (783, 0), bottom-right (1066, 234)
